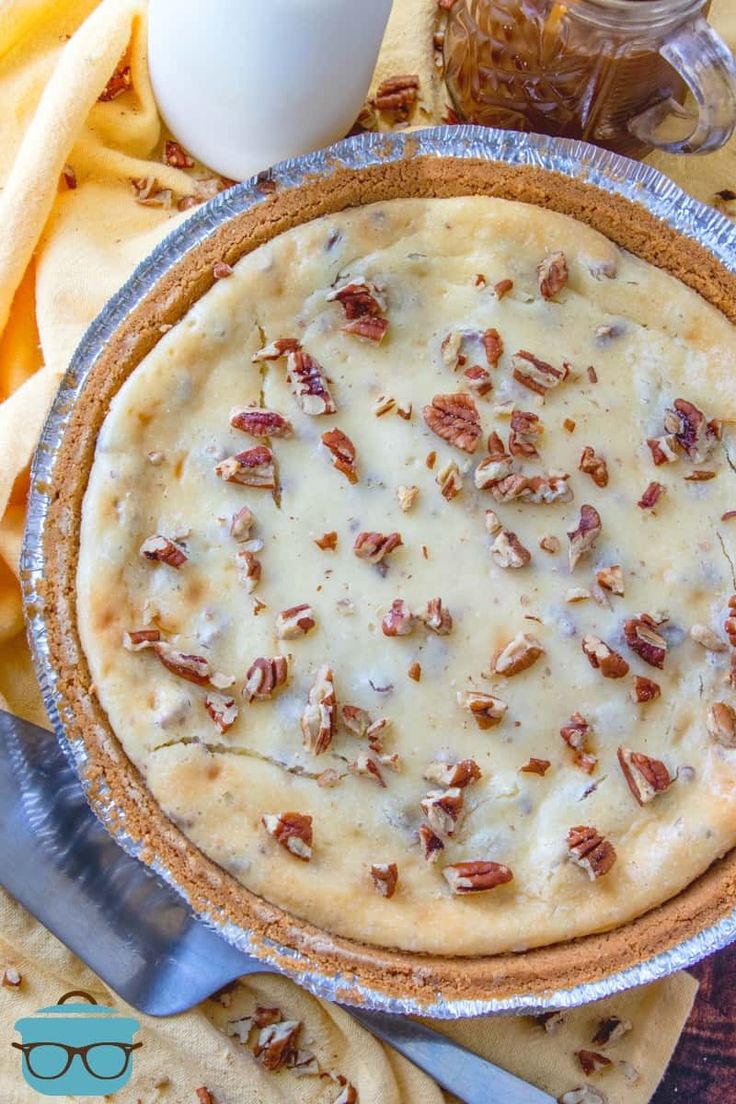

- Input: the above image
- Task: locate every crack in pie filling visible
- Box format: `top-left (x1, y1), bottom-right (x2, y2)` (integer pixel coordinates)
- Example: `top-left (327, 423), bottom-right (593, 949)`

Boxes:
top-left (77, 196), bottom-right (736, 956)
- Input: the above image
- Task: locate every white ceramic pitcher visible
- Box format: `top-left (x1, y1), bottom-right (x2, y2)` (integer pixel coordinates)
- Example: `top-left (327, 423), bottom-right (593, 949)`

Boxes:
top-left (148, 0), bottom-right (393, 181)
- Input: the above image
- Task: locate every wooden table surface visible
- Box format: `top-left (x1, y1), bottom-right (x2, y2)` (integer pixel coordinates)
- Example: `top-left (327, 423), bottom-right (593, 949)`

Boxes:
top-left (652, 943), bottom-right (736, 1102)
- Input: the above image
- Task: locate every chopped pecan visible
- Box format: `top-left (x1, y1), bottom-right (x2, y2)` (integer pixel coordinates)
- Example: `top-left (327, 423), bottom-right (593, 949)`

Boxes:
top-left (482, 327), bottom-right (504, 369)
top-left (664, 397), bottom-right (719, 462)
top-left (254, 1019), bottom-right (302, 1070)
top-left (537, 250), bottom-right (568, 300)
top-left (244, 655), bottom-right (289, 701)
top-left (62, 164), bottom-right (77, 189)
top-left (230, 406), bottom-right (292, 438)
top-left (577, 1051), bottom-right (612, 1076)
top-left (422, 597), bottom-right (453, 635)
top-left (561, 712), bottom-right (597, 774)
top-left (341, 703), bottom-right (371, 737)
top-left (646, 435), bottom-right (679, 466)
top-left (373, 73), bottom-right (419, 114)
top-left (164, 139), bottom-right (194, 168)
top-left (123, 628), bottom-right (161, 652)
top-left (423, 392), bottom-right (481, 453)
top-left (485, 509), bottom-right (502, 535)
top-left (252, 337), bottom-right (301, 361)
top-left (382, 599), bottom-right (416, 637)
top-left (230, 505), bottom-right (256, 541)
top-left (592, 1015), bottom-right (632, 1047)
top-left (567, 825), bottom-right (617, 879)
top-left (321, 428), bottom-right (358, 484)
top-left (99, 64), bottom-right (131, 101)
top-left (349, 753), bottom-right (386, 786)
top-left (539, 534), bottom-right (561, 554)
top-left (420, 788), bottom-right (464, 836)
top-left (492, 633), bottom-right (544, 676)
top-left (587, 365), bottom-right (598, 384)
top-left (617, 746), bottom-right (673, 805)
top-left (396, 399), bottom-right (412, 420)
top-left (463, 365), bottom-right (493, 397)
top-left (567, 504), bottom-right (601, 572)
top-left (286, 350), bottom-right (336, 415)
top-left (579, 447), bottom-right (608, 488)
top-left (301, 665), bottom-right (336, 754)
top-left (314, 531), bottom-right (338, 551)
top-left (195, 1088), bottom-right (215, 1104)
top-left (424, 759), bottom-right (482, 788)
top-left (261, 812), bottom-right (312, 861)
top-left (2, 967), bottom-right (21, 988)
top-left (253, 1007), bottom-right (282, 1028)
top-left (457, 689), bottom-right (508, 728)
top-left (474, 455), bottom-right (515, 491)
top-left (153, 643), bottom-right (210, 685)
top-left (236, 549), bottom-right (261, 592)
top-left (520, 757), bottom-right (551, 776)
top-left (442, 861), bottom-right (513, 895)
top-left (370, 863), bottom-right (398, 898)
top-left (215, 446), bottom-right (276, 488)
top-left (533, 1011), bottom-right (566, 1033)
top-left (213, 261), bottom-right (233, 279)
top-left (494, 277), bottom-right (514, 299)
top-left (684, 469), bottom-right (716, 481)
top-left (408, 661), bottom-right (422, 681)
top-left (563, 418), bottom-right (576, 433)
top-left (509, 411), bottom-right (542, 458)
top-left (491, 529), bottom-right (531, 569)
top-left (707, 702), bottom-right (736, 747)
top-left (397, 484), bottom-right (419, 512)
top-left (512, 350), bottom-right (568, 395)
top-left (333, 1083), bottom-right (358, 1104)
top-left (624, 614), bottom-right (667, 669)
top-left (690, 623), bottom-right (727, 652)
top-left (343, 315), bottom-right (389, 342)
top-left (276, 604), bottom-right (316, 639)
top-left (326, 277), bottom-right (385, 319)
top-left (632, 676), bottom-right (661, 704)
top-left (353, 531), bottom-right (402, 564)
top-left (596, 564), bottom-right (623, 596)
top-left (140, 534), bottom-right (188, 568)
top-left (418, 824), bottom-right (445, 863)
top-left (436, 459), bottom-right (463, 500)
top-left (518, 471), bottom-right (573, 504)
top-left (582, 635), bottom-right (630, 679)
top-left (130, 176), bottom-right (172, 208)
top-left (638, 481), bottom-right (664, 509)
top-left (204, 692), bottom-right (238, 734)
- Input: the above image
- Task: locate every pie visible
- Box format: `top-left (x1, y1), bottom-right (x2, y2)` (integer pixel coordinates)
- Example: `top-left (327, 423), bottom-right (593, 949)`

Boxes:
top-left (44, 154), bottom-right (736, 1000)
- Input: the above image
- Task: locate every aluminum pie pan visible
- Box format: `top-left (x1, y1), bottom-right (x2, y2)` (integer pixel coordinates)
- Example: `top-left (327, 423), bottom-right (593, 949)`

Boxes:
top-left (21, 124), bottom-right (736, 1018)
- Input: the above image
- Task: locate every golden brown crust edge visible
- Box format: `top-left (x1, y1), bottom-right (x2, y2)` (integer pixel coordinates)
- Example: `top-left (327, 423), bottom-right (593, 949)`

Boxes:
top-left (38, 155), bottom-right (736, 1007)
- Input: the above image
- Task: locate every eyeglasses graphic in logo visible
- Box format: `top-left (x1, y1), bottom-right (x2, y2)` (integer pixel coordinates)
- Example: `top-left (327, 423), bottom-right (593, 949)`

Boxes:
top-left (12, 989), bottom-right (142, 1096)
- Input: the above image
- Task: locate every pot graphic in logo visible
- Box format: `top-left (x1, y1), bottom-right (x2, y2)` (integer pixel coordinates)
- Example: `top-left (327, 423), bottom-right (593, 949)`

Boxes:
top-left (12, 989), bottom-right (142, 1096)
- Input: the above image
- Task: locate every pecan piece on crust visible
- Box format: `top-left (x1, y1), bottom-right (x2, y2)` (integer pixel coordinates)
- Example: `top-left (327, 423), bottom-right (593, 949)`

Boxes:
top-left (436, 459), bottom-right (463, 500)
top-left (511, 350), bottom-right (568, 396)
top-left (321, 428), bottom-right (358, 484)
top-left (254, 1019), bottom-right (302, 1070)
top-left (286, 350), bottom-right (336, 415)
top-left (567, 504), bottom-right (601, 572)
top-left (647, 434), bottom-right (679, 466)
top-left (153, 643), bottom-right (210, 685)
top-left (420, 788), bottom-right (464, 836)
top-left (370, 862), bottom-right (398, 898)
top-left (230, 406), bottom-right (293, 438)
top-left (537, 250), bottom-right (568, 300)
top-left (382, 598), bottom-right (416, 637)
top-left (582, 635), bottom-right (630, 679)
top-left (215, 446), bottom-right (276, 488)
top-left (617, 746), bottom-right (673, 805)
top-left (326, 277), bottom-right (386, 319)
top-left (423, 393), bottom-right (482, 453)
top-left (457, 689), bottom-right (508, 728)
top-left (123, 628), bottom-right (161, 652)
top-left (664, 397), bottom-right (719, 462)
top-left (577, 1051), bottom-right (612, 1076)
top-left (245, 655), bottom-right (289, 701)
top-left (373, 73), bottom-right (419, 114)
top-left (236, 549), bottom-right (261, 592)
top-left (301, 664), bottom-right (336, 755)
top-left (509, 410), bottom-right (542, 458)
top-left (349, 752), bottom-right (386, 787)
top-left (579, 446), bottom-right (609, 488)
top-left (204, 692), bottom-right (238, 734)
top-left (491, 529), bottom-right (531, 569)
top-left (491, 632), bottom-right (544, 677)
top-left (520, 757), bottom-right (551, 776)
top-left (418, 824), bottom-right (445, 863)
top-left (140, 534), bottom-right (188, 568)
top-left (638, 480), bottom-right (664, 509)
top-left (567, 825), bottom-right (617, 879)
top-left (707, 702), bottom-right (736, 747)
top-left (261, 812), bottom-right (312, 861)
top-left (424, 759), bottom-right (482, 788)
top-left (443, 860), bottom-right (513, 895)
top-left (592, 1015), bottom-right (632, 1047)
top-left (252, 337), bottom-right (301, 361)
top-left (560, 712), bottom-right (597, 774)
top-left (422, 596), bottom-right (453, 635)
top-left (631, 675), bottom-right (661, 704)
top-left (482, 327), bottom-right (504, 369)
top-left (353, 530), bottom-right (402, 564)
top-left (276, 604), bottom-right (316, 639)
top-left (596, 564), bottom-right (623, 596)
top-left (624, 614), bottom-right (667, 669)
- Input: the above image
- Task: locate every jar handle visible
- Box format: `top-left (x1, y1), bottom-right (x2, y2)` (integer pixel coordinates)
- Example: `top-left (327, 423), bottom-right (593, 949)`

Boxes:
top-left (628, 15), bottom-right (736, 154)
top-left (57, 989), bottom-right (99, 1005)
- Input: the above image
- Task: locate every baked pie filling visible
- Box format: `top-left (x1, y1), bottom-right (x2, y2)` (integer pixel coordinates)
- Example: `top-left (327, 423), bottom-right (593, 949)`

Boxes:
top-left (77, 196), bottom-right (736, 955)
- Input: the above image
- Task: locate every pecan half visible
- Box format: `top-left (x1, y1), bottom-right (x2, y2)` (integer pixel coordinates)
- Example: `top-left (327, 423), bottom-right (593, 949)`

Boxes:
top-left (254, 1019), bottom-right (302, 1070)
top-left (424, 759), bottom-right (482, 788)
top-left (276, 604), bottom-right (316, 639)
top-left (321, 428), bottom-right (358, 484)
top-left (230, 505), bottom-right (256, 541)
top-left (236, 549), bottom-right (261, 592)
top-left (252, 337), bottom-right (301, 361)
top-left (647, 435), bottom-right (679, 466)
top-left (567, 825), bottom-right (617, 879)
top-left (617, 746), bottom-right (673, 805)
top-left (492, 633), bottom-right (544, 676)
top-left (349, 753), bottom-right (386, 786)
top-left (664, 397), bottom-right (719, 462)
top-left (560, 712), bottom-right (597, 774)
top-left (230, 406), bottom-right (292, 438)
top-left (286, 350), bottom-right (336, 415)
top-left (442, 861), bottom-right (513, 895)
top-left (370, 862), bottom-right (398, 898)
top-left (457, 689), bottom-right (508, 728)
top-left (632, 676), bottom-right (661, 704)
top-left (422, 597), bottom-right (453, 635)
top-left (215, 446), bottom-right (276, 488)
top-left (577, 1051), bottom-right (612, 1076)
top-left (436, 459), bottom-right (463, 500)
top-left (582, 635), bottom-right (630, 679)
top-left (421, 788), bottom-right (464, 836)
top-left (99, 64), bottom-right (131, 101)
top-left (567, 504), bottom-right (601, 572)
top-left (423, 393), bottom-right (481, 453)
top-left (482, 327), bottom-right (504, 369)
top-left (520, 757), bottom-right (551, 776)
top-left (579, 447), bottom-right (608, 488)
top-left (418, 824), bottom-right (445, 863)
top-left (244, 655), bottom-right (289, 701)
top-left (596, 564), bottom-right (623, 596)
top-left (382, 599), bottom-right (416, 637)
top-left (261, 812), bottom-right (312, 860)
top-left (624, 614), bottom-right (667, 669)
top-left (140, 535), bottom-right (187, 568)
top-left (353, 531), bottom-right (402, 564)
top-left (343, 315), bottom-right (389, 342)
top-left (491, 529), bottom-right (531, 569)
top-left (204, 692), bottom-right (238, 734)
top-left (511, 350), bottom-right (568, 396)
top-left (592, 1015), bottom-right (632, 1047)
top-left (373, 73), bottom-right (419, 114)
top-left (509, 411), bottom-right (542, 458)
top-left (326, 277), bottom-right (386, 319)
top-left (301, 665), bottom-right (336, 755)
top-left (537, 251), bottom-right (568, 300)
top-left (123, 628), bottom-right (161, 652)
top-left (707, 702), bottom-right (736, 747)
top-left (638, 481), bottom-right (664, 509)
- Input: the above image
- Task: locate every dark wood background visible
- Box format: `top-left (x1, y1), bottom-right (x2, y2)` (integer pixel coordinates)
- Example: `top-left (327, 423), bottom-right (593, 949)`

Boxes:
top-left (652, 944), bottom-right (736, 1102)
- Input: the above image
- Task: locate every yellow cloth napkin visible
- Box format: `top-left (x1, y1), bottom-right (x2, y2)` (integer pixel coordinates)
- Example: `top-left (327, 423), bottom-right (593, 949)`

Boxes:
top-left (1, 0), bottom-right (733, 1099)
